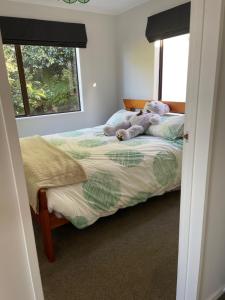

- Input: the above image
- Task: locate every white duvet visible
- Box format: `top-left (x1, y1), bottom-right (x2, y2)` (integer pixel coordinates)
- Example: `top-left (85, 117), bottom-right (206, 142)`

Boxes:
top-left (44, 126), bottom-right (183, 229)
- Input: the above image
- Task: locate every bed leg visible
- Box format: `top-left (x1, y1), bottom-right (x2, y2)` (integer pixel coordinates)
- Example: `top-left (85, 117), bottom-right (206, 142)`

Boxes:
top-left (39, 189), bottom-right (55, 262)
top-left (39, 210), bottom-right (55, 262)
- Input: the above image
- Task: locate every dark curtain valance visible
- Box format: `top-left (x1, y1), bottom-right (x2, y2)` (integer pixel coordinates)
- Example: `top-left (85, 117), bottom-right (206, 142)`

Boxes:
top-left (0, 16), bottom-right (87, 48)
top-left (146, 2), bottom-right (191, 43)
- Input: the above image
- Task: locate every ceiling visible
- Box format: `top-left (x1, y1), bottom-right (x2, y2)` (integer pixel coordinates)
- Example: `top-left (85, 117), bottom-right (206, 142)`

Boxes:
top-left (9, 0), bottom-right (150, 15)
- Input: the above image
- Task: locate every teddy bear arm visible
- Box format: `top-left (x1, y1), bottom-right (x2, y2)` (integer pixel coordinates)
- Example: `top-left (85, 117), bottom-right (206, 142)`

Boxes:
top-left (104, 121), bottom-right (130, 136)
top-left (149, 114), bottom-right (161, 125)
top-left (127, 125), bottom-right (145, 138)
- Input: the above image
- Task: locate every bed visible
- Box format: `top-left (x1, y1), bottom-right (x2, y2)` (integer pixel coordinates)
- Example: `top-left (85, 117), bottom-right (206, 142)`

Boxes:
top-left (30, 99), bottom-right (185, 262)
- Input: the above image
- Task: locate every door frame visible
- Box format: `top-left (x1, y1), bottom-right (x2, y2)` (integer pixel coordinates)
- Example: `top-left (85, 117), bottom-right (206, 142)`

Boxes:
top-left (0, 33), bottom-right (44, 300)
top-left (177, 0), bottom-right (225, 299)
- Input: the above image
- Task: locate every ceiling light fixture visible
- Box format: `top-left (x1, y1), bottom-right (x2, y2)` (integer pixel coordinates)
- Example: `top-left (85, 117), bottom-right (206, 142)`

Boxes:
top-left (62, 0), bottom-right (90, 4)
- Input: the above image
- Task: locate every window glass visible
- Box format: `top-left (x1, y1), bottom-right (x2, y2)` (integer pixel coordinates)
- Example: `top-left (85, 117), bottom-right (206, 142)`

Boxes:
top-left (162, 34), bottom-right (189, 102)
top-left (3, 45), bottom-right (81, 117)
top-left (3, 45), bottom-right (25, 116)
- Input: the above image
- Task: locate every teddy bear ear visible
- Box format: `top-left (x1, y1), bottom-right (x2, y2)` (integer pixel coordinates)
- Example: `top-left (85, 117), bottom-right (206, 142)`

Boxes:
top-left (137, 110), bottom-right (143, 116)
top-left (143, 101), bottom-right (150, 111)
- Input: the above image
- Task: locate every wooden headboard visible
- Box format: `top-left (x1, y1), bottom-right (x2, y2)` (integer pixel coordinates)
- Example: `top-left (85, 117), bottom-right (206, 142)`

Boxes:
top-left (123, 99), bottom-right (185, 114)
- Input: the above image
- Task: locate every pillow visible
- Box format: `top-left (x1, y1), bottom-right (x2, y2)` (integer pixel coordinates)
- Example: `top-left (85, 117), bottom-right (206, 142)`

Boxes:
top-left (146, 114), bottom-right (185, 140)
top-left (106, 109), bottom-right (135, 126)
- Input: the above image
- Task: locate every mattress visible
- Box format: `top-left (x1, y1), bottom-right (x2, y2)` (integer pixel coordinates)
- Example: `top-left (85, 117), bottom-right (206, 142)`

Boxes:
top-left (44, 125), bottom-right (183, 229)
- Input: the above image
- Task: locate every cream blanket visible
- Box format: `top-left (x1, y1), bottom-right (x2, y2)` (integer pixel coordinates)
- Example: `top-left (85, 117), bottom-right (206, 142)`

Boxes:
top-left (20, 136), bottom-right (87, 213)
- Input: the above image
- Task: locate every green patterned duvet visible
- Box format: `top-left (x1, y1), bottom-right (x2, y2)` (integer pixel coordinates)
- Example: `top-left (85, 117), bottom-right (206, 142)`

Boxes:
top-left (44, 126), bottom-right (183, 229)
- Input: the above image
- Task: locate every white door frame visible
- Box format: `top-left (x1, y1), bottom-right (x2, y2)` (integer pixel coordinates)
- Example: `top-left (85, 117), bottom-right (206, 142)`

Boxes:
top-left (177, 0), bottom-right (225, 299)
top-left (0, 34), bottom-right (44, 300)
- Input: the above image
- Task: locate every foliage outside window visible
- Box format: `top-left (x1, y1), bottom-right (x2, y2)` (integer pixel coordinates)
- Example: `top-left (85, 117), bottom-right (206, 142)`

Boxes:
top-left (3, 45), bottom-right (81, 117)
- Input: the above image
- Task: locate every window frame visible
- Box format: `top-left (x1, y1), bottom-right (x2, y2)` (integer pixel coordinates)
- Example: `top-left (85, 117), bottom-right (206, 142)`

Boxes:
top-left (8, 44), bottom-right (81, 118)
top-left (158, 40), bottom-right (164, 101)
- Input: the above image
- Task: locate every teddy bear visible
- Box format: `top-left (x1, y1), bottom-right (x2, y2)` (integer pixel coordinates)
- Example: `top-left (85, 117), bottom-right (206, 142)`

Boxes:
top-left (104, 101), bottom-right (170, 141)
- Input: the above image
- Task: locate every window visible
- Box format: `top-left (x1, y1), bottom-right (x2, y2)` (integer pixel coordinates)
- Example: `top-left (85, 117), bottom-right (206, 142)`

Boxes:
top-left (3, 45), bottom-right (81, 117)
top-left (156, 34), bottom-right (189, 102)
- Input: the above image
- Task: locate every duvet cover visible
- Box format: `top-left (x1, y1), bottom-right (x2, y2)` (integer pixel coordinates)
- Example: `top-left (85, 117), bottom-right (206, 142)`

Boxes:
top-left (44, 125), bottom-right (183, 229)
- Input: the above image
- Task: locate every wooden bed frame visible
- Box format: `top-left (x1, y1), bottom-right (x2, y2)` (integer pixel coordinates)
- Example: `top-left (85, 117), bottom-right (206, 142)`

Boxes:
top-left (31, 189), bottom-right (69, 262)
top-left (32, 99), bottom-right (185, 262)
top-left (123, 99), bottom-right (185, 113)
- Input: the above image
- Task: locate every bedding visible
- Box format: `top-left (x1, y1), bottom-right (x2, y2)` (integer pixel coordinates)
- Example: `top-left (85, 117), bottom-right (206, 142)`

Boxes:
top-left (106, 109), bottom-right (135, 126)
top-left (20, 135), bottom-right (87, 213)
top-left (146, 114), bottom-right (185, 139)
top-left (42, 125), bottom-right (183, 229)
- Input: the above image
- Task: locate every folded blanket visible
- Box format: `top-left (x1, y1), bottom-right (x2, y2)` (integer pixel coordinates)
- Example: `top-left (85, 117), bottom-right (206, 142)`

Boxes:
top-left (20, 136), bottom-right (87, 213)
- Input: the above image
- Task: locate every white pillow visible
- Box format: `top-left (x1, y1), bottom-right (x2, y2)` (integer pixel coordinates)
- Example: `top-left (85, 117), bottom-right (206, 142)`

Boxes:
top-left (146, 115), bottom-right (185, 140)
top-left (106, 109), bottom-right (135, 126)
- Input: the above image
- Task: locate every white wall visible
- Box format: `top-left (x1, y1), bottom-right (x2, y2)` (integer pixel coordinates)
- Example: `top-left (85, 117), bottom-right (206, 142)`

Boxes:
top-left (1, 1), bottom-right (118, 137)
top-left (1, 0), bottom-right (190, 136)
top-left (200, 5), bottom-right (225, 299)
top-left (116, 0), bottom-right (189, 107)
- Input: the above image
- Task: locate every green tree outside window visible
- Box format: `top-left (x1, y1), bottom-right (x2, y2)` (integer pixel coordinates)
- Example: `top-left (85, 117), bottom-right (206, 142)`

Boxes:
top-left (3, 45), bottom-right (81, 117)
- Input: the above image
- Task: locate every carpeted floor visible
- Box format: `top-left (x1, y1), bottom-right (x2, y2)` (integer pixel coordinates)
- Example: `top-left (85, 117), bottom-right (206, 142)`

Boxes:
top-left (34, 191), bottom-right (180, 300)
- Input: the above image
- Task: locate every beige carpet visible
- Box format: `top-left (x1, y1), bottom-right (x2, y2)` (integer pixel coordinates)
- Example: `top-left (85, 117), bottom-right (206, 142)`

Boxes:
top-left (34, 191), bottom-right (180, 300)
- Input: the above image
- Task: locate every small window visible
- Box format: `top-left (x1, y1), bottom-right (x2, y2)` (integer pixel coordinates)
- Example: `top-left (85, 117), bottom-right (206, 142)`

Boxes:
top-left (156, 34), bottom-right (189, 102)
top-left (3, 45), bottom-right (81, 117)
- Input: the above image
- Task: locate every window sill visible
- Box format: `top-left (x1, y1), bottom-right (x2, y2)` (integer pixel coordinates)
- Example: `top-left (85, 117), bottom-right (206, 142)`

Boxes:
top-left (16, 110), bottom-right (84, 121)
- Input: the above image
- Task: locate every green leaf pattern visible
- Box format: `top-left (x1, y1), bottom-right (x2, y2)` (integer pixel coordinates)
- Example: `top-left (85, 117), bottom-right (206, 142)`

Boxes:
top-left (83, 171), bottom-right (121, 211)
top-left (122, 139), bottom-right (151, 147)
top-left (153, 151), bottom-right (178, 186)
top-left (146, 115), bottom-right (184, 140)
top-left (106, 150), bottom-right (144, 167)
top-left (78, 139), bottom-right (107, 148)
top-left (69, 216), bottom-right (89, 229)
top-left (128, 192), bottom-right (153, 207)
